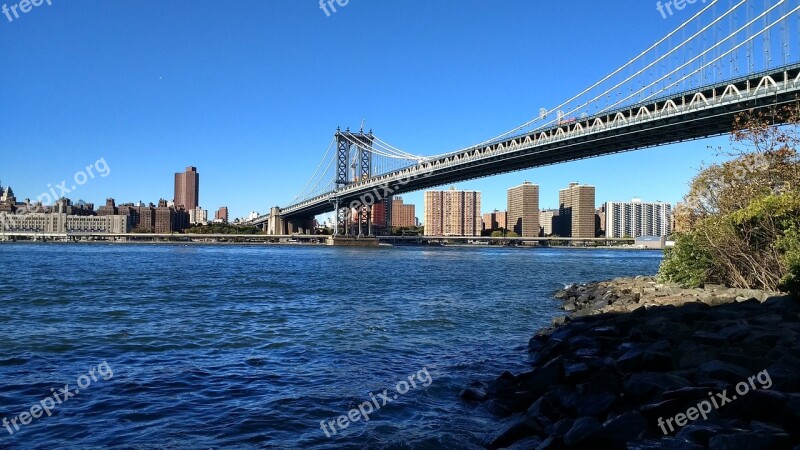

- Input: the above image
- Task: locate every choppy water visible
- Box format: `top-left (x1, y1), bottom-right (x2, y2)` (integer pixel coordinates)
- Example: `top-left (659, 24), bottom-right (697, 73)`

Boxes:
top-left (0, 243), bottom-right (662, 449)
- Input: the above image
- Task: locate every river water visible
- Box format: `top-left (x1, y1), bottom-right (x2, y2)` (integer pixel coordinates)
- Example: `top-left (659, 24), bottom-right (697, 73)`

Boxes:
top-left (0, 244), bottom-right (662, 449)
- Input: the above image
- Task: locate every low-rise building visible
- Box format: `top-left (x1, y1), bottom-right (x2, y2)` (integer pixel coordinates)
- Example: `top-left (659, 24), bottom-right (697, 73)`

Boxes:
top-left (0, 212), bottom-right (129, 234)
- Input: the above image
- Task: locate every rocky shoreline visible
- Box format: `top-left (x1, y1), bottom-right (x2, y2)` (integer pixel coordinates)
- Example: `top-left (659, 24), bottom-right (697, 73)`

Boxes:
top-left (465, 277), bottom-right (800, 449)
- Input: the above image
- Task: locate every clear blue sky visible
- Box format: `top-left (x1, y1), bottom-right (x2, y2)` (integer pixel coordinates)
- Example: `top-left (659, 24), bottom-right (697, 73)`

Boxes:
top-left (0, 0), bottom-right (733, 220)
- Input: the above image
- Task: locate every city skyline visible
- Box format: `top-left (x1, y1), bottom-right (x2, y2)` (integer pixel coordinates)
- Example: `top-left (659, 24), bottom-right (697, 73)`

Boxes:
top-left (0, 172), bottom-right (684, 229)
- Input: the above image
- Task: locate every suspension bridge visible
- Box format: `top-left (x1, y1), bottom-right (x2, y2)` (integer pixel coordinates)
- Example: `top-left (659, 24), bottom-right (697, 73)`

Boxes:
top-left (250, 0), bottom-right (800, 236)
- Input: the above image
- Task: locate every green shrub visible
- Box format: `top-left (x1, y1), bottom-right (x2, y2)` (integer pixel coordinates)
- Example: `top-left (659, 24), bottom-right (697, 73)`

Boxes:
top-left (660, 193), bottom-right (800, 295)
top-left (658, 232), bottom-right (714, 288)
top-left (777, 226), bottom-right (800, 296)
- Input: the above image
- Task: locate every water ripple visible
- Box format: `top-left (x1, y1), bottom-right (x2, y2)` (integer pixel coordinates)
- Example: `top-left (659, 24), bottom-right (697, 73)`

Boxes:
top-left (0, 243), bottom-right (661, 448)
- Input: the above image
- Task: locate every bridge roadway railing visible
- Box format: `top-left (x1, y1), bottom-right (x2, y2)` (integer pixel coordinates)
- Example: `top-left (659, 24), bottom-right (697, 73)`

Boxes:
top-left (280, 65), bottom-right (800, 217)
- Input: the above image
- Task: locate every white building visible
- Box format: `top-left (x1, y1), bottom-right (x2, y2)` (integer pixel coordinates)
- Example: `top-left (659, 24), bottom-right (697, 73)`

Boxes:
top-left (605, 199), bottom-right (672, 238)
top-left (189, 207), bottom-right (208, 225)
top-left (540, 209), bottom-right (559, 236)
top-left (0, 213), bottom-right (129, 235)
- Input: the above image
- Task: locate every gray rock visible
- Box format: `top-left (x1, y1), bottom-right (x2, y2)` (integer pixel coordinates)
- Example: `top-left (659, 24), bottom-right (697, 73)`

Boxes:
top-left (546, 417), bottom-right (574, 437)
top-left (563, 361), bottom-right (590, 382)
top-left (717, 324), bottom-right (754, 342)
top-left (675, 421), bottom-right (747, 446)
top-left (677, 347), bottom-right (719, 370)
top-left (616, 346), bottom-right (645, 372)
top-left (717, 352), bottom-right (771, 373)
top-left (567, 391), bottom-right (618, 418)
top-left (709, 432), bottom-right (791, 450)
top-left (563, 416), bottom-right (602, 447)
top-left (600, 411), bottom-right (647, 447)
top-left (623, 372), bottom-right (691, 400)
top-left (629, 438), bottom-right (705, 450)
top-left (534, 436), bottom-right (561, 450)
top-left (695, 360), bottom-right (751, 384)
top-left (505, 436), bottom-right (543, 450)
top-left (460, 386), bottom-right (487, 402)
top-left (487, 416), bottom-right (534, 450)
top-left (692, 331), bottom-right (728, 346)
top-left (525, 397), bottom-right (553, 434)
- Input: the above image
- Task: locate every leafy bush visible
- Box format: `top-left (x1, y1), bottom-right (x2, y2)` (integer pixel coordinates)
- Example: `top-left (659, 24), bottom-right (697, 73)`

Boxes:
top-left (660, 107), bottom-right (800, 297)
top-left (660, 193), bottom-right (800, 296)
top-left (658, 232), bottom-right (714, 288)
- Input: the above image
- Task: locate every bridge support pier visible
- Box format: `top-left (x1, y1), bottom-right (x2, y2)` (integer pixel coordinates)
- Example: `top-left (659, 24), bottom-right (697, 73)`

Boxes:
top-left (267, 207), bottom-right (284, 236)
top-left (286, 216), bottom-right (315, 235)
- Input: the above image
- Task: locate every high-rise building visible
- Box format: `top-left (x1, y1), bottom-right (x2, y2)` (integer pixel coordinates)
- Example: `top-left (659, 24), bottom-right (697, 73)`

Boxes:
top-left (605, 199), bottom-right (672, 238)
top-left (371, 202), bottom-right (387, 232)
top-left (155, 199), bottom-right (174, 234)
top-left (540, 209), bottom-right (559, 236)
top-left (482, 212), bottom-right (496, 232)
top-left (215, 207), bottom-right (229, 224)
top-left (596, 205), bottom-right (606, 237)
top-left (132, 203), bottom-right (155, 232)
top-left (424, 187), bottom-right (481, 236)
top-left (507, 182), bottom-right (540, 237)
top-left (152, 199), bottom-right (188, 233)
top-left (391, 197), bottom-right (416, 228)
top-left (174, 166), bottom-right (199, 210)
top-left (482, 210), bottom-right (508, 232)
top-left (558, 182), bottom-right (596, 238)
top-left (98, 198), bottom-right (118, 216)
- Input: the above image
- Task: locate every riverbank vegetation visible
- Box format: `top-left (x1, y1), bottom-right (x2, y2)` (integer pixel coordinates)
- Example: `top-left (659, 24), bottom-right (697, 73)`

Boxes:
top-left (184, 224), bottom-right (262, 235)
top-left (659, 105), bottom-right (800, 295)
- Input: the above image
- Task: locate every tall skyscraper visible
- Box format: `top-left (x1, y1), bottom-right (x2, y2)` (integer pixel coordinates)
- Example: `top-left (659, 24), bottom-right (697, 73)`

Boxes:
top-left (424, 187), bottom-right (481, 236)
top-left (507, 181), bottom-right (540, 237)
top-left (174, 166), bottom-right (199, 210)
top-left (558, 182), bottom-right (596, 238)
top-left (605, 199), bottom-right (672, 238)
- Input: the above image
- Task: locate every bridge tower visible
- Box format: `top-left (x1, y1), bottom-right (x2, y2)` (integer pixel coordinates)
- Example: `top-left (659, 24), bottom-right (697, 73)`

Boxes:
top-left (333, 127), bottom-right (389, 236)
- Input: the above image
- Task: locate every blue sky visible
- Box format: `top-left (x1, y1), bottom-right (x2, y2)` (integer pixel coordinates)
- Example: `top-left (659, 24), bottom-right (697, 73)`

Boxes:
top-left (0, 0), bottom-right (735, 220)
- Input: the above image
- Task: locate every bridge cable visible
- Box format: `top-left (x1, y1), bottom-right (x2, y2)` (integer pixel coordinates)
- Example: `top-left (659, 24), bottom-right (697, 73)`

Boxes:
top-left (599, 2), bottom-right (798, 116)
top-left (515, 0), bottom-right (789, 137)
top-left (451, 0), bottom-right (724, 149)
top-left (291, 137), bottom-right (336, 203)
top-left (419, 0), bottom-right (740, 160)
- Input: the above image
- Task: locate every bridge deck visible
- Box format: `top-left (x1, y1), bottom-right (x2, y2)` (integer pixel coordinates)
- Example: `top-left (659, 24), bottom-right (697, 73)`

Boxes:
top-left (272, 65), bottom-right (800, 221)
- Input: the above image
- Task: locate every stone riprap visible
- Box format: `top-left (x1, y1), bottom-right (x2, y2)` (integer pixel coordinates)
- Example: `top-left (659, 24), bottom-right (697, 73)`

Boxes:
top-left (466, 278), bottom-right (800, 449)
